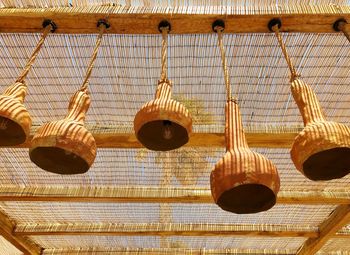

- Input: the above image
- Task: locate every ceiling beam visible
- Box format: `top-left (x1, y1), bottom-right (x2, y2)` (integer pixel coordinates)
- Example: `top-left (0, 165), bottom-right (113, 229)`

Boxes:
top-left (297, 205), bottom-right (350, 255)
top-left (42, 247), bottom-right (295, 255)
top-left (14, 222), bottom-right (317, 238)
top-left (0, 6), bottom-right (348, 34)
top-left (0, 210), bottom-right (41, 255)
top-left (14, 131), bottom-right (297, 148)
top-left (1, 186), bottom-right (350, 205)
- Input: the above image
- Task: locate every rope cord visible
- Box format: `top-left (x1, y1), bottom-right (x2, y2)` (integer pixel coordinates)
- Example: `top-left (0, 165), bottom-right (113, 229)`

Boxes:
top-left (215, 26), bottom-right (233, 101)
top-left (338, 21), bottom-right (350, 43)
top-left (272, 24), bottom-right (300, 82)
top-left (16, 24), bottom-right (53, 83)
top-left (159, 26), bottom-right (169, 82)
top-left (80, 23), bottom-right (107, 92)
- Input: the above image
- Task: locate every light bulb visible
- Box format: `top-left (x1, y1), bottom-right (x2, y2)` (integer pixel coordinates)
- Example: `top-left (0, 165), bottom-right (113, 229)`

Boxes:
top-left (163, 120), bottom-right (173, 140)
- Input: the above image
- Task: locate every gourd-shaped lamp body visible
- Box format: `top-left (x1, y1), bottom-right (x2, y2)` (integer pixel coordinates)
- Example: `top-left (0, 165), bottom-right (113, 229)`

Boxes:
top-left (29, 90), bottom-right (96, 174)
top-left (0, 81), bottom-right (32, 145)
top-left (210, 100), bottom-right (280, 214)
top-left (290, 79), bottom-right (350, 180)
top-left (134, 79), bottom-right (192, 151)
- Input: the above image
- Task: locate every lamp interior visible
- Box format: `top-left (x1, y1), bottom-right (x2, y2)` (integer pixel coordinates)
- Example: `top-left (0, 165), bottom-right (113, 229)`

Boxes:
top-left (0, 116), bottom-right (26, 146)
top-left (303, 147), bottom-right (350, 181)
top-left (29, 146), bottom-right (89, 175)
top-left (216, 183), bottom-right (276, 214)
top-left (137, 119), bottom-right (189, 151)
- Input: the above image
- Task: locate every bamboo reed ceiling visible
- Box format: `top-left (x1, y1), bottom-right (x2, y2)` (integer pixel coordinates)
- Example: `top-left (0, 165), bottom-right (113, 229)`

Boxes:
top-left (0, 1), bottom-right (349, 254)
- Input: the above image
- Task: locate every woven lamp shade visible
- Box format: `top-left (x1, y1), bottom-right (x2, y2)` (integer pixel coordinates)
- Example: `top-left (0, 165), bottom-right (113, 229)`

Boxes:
top-left (134, 79), bottom-right (192, 151)
top-left (290, 79), bottom-right (350, 181)
top-left (29, 90), bottom-right (96, 175)
top-left (210, 100), bottom-right (280, 214)
top-left (0, 81), bottom-right (32, 146)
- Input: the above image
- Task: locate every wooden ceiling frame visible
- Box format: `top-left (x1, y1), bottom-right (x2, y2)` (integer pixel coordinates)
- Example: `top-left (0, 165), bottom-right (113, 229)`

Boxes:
top-left (0, 6), bottom-right (348, 34)
top-left (0, 211), bottom-right (41, 255)
top-left (0, 4), bottom-right (349, 255)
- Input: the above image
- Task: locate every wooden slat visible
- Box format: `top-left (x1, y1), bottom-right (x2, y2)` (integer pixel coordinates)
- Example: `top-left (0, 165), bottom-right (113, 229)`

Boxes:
top-left (0, 186), bottom-right (350, 205)
top-left (13, 132), bottom-right (297, 148)
top-left (42, 247), bottom-right (295, 255)
top-left (0, 6), bottom-right (348, 34)
top-left (0, 211), bottom-right (41, 255)
top-left (14, 222), bottom-right (318, 238)
top-left (15, 222), bottom-right (350, 239)
top-left (297, 205), bottom-right (350, 255)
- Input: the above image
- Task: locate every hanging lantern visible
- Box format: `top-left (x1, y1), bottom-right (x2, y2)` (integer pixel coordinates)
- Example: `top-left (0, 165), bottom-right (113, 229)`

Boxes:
top-left (269, 18), bottom-right (350, 181)
top-left (0, 20), bottom-right (55, 146)
top-left (29, 20), bottom-right (109, 174)
top-left (29, 89), bottom-right (96, 174)
top-left (210, 20), bottom-right (280, 214)
top-left (134, 21), bottom-right (192, 151)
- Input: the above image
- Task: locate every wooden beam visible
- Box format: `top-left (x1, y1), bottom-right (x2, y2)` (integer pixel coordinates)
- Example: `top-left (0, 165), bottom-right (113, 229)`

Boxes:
top-left (1, 186), bottom-right (350, 205)
top-left (0, 6), bottom-right (348, 34)
top-left (297, 205), bottom-right (350, 255)
top-left (15, 222), bottom-right (350, 239)
top-left (0, 210), bottom-right (41, 255)
top-left (14, 131), bottom-right (297, 148)
top-left (14, 222), bottom-right (317, 238)
top-left (42, 247), bottom-right (295, 255)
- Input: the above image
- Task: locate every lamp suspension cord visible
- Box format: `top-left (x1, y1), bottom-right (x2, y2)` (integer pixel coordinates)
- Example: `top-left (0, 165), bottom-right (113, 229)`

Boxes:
top-left (16, 24), bottom-right (53, 83)
top-left (80, 22), bottom-right (107, 92)
top-left (159, 26), bottom-right (169, 82)
top-left (214, 25), bottom-right (233, 101)
top-left (272, 24), bottom-right (300, 82)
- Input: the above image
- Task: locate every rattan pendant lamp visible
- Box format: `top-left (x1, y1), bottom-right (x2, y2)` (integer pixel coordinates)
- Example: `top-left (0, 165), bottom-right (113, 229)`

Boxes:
top-left (0, 20), bottom-right (55, 146)
top-left (269, 18), bottom-right (350, 181)
top-left (134, 21), bottom-right (192, 151)
top-left (210, 20), bottom-right (280, 214)
top-left (29, 20), bottom-right (109, 175)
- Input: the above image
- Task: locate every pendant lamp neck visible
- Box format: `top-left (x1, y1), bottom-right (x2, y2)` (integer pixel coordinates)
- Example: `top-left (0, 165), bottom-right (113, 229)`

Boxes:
top-left (3, 81), bottom-right (27, 103)
top-left (291, 79), bottom-right (325, 125)
top-left (80, 20), bottom-right (109, 92)
top-left (159, 24), bottom-right (170, 82)
top-left (65, 90), bottom-right (91, 124)
top-left (334, 19), bottom-right (350, 43)
top-left (214, 23), bottom-right (234, 101)
top-left (16, 21), bottom-right (55, 83)
top-left (155, 79), bottom-right (172, 100)
top-left (269, 20), bottom-right (300, 82)
top-left (225, 99), bottom-right (248, 151)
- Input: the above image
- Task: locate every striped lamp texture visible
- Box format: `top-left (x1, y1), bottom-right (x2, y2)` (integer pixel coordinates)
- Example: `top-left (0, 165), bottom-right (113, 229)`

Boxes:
top-left (290, 79), bottom-right (350, 180)
top-left (29, 90), bottom-right (96, 175)
top-left (210, 99), bottom-right (280, 214)
top-left (134, 79), bottom-right (192, 151)
top-left (0, 81), bottom-right (32, 146)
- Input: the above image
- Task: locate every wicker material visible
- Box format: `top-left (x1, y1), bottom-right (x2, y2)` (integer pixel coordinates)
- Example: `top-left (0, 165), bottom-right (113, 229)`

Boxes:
top-left (290, 79), bottom-right (350, 181)
top-left (210, 100), bottom-right (280, 214)
top-left (29, 89), bottom-right (96, 174)
top-left (0, 81), bottom-right (31, 145)
top-left (134, 79), bottom-right (192, 151)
